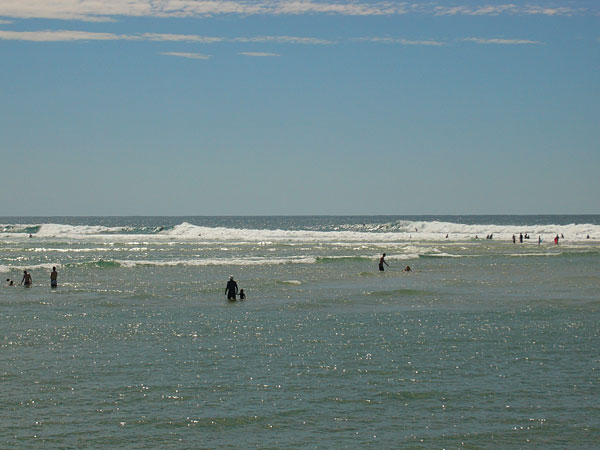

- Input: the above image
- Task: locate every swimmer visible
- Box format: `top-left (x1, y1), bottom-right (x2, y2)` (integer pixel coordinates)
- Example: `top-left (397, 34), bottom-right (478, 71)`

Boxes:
top-left (554, 234), bottom-right (559, 245)
top-left (225, 276), bottom-right (238, 301)
top-left (6, 278), bottom-right (14, 286)
top-left (403, 265), bottom-right (411, 272)
top-left (239, 289), bottom-right (246, 300)
top-left (50, 267), bottom-right (58, 288)
top-left (379, 253), bottom-right (389, 272)
top-left (21, 270), bottom-right (32, 287)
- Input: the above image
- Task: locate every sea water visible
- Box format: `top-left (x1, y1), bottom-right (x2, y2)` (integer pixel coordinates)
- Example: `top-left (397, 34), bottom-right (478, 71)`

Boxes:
top-left (1, 216), bottom-right (598, 448)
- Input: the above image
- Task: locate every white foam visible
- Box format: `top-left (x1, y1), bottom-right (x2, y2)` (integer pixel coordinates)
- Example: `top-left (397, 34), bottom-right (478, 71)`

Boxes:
top-left (1, 220), bottom-right (599, 244)
top-left (116, 256), bottom-right (318, 268)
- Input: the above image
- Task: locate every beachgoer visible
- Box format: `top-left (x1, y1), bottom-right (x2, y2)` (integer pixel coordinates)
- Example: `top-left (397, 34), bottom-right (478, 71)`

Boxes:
top-left (6, 278), bottom-right (14, 286)
top-left (21, 270), bottom-right (32, 287)
top-left (554, 235), bottom-right (559, 245)
top-left (379, 254), bottom-right (389, 272)
top-left (239, 289), bottom-right (246, 300)
top-left (519, 233), bottom-right (523, 243)
top-left (50, 267), bottom-right (58, 288)
top-left (512, 234), bottom-right (516, 244)
top-left (587, 235), bottom-right (590, 239)
top-left (403, 265), bottom-right (411, 272)
top-left (561, 233), bottom-right (564, 239)
top-left (445, 234), bottom-right (448, 239)
top-left (225, 276), bottom-right (238, 300)
top-left (475, 235), bottom-right (478, 239)
top-left (538, 236), bottom-right (541, 245)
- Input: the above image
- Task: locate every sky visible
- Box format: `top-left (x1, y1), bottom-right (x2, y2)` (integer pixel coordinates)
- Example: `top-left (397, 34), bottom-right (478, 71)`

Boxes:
top-left (0, 0), bottom-right (598, 216)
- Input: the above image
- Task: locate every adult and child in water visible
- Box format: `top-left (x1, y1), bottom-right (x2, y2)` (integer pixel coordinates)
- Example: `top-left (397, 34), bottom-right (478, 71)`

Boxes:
top-left (379, 254), bottom-right (411, 273)
top-left (225, 276), bottom-right (245, 301)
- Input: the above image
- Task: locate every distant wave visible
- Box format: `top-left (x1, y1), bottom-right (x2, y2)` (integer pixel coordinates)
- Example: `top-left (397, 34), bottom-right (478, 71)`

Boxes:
top-left (1, 220), bottom-right (599, 243)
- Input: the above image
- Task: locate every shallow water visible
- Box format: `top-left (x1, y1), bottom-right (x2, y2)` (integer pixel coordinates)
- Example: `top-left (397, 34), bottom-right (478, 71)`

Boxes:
top-left (1, 216), bottom-right (599, 448)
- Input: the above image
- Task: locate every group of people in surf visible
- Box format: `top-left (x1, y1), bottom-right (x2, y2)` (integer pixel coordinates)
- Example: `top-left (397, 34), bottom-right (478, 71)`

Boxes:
top-left (511, 232), bottom-right (564, 245)
top-left (6, 267), bottom-right (58, 288)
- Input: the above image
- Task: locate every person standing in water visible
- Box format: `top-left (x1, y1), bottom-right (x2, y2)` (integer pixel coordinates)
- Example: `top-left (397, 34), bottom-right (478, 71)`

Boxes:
top-left (225, 276), bottom-right (238, 300)
top-left (379, 253), bottom-right (389, 272)
top-left (21, 270), bottom-right (32, 287)
top-left (50, 267), bottom-right (58, 288)
top-left (554, 235), bottom-right (559, 245)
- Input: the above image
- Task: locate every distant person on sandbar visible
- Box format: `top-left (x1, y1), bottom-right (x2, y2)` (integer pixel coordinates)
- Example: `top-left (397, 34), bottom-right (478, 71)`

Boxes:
top-left (225, 276), bottom-right (238, 301)
top-left (239, 289), bottom-right (246, 300)
top-left (21, 270), bottom-right (32, 287)
top-left (519, 233), bottom-right (523, 243)
top-left (512, 234), bottom-right (516, 244)
top-left (554, 234), bottom-right (559, 245)
top-left (379, 254), bottom-right (389, 272)
top-left (50, 267), bottom-right (58, 288)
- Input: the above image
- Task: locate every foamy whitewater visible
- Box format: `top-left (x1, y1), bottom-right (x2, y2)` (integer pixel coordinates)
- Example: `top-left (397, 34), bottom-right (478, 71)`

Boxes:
top-left (1, 216), bottom-right (599, 448)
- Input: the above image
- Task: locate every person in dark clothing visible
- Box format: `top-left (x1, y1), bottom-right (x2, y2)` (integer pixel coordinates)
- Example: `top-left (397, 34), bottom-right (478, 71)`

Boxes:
top-left (225, 276), bottom-right (238, 300)
top-left (21, 270), bottom-right (32, 287)
top-left (239, 289), bottom-right (246, 300)
top-left (379, 253), bottom-right (389, 272)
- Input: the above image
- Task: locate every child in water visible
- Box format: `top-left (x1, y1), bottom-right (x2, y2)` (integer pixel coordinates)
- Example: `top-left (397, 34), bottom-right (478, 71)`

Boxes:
top-left (239, 289), bottom-right (246, 300)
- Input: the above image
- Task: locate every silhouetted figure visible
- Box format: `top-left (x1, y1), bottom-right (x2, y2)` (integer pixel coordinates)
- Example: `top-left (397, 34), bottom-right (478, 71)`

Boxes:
top-left (379, 253), bottom-right (389, 272)
top-left (21, 270), bottom-right (32, 287)
top-left (225, 276), bottom-right (238, 300)
top-left (50, 267), bottom-right (58, 288)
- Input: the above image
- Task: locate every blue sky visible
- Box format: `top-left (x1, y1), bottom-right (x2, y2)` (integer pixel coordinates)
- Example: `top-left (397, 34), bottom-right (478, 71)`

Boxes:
top-left (1, 1), bottom-right (598, 215)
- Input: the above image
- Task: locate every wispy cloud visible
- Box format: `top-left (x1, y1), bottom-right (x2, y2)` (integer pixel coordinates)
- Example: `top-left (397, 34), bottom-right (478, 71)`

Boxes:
top-left (0, 30), bottom-right (548, 48)
top-left (433, 4), bottom-right (581, 16)
top-left (0, 29), bottom-right (129, 42)
top-left (0, 1), bottom-right (588, 21)
top-left (239, 51), bottom-right (280, 56)
top-left (462, 37), bottom-right (544, 45)
top-left (0, 29), bottom-right (331, 45)
top-left (233, 35), bottom-right (334, 45)
top-left (354, 37), bottom-right (445, 46)
top-left (160, 52), bottom-right (211, 60)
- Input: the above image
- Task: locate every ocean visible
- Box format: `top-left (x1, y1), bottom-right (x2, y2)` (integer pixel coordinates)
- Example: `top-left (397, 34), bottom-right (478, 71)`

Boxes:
top-left (1, 215), bottom-right (599, 448)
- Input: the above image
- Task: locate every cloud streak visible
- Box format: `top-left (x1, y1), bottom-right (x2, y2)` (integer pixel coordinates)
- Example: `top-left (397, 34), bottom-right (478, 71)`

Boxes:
top-left (160, 52), bottom-right (211, 59)
top-left (0, 29), bottom-right (333, 44)
top-left (0, 1), bottom-right (588, 21)
top-left (239, 51), bottom-right (280, 56)
top-left (462, 37), bottom-right (544, 45)
top-left (354, 37), bottom-right (445, 46)
top-left (0, 30), bottom-right (547, 47)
